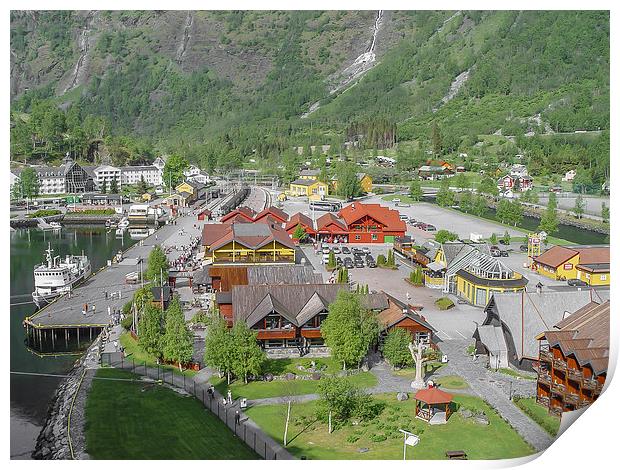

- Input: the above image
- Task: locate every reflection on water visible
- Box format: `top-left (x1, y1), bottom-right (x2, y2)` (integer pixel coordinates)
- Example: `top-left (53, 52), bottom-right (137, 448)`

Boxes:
top-left (10, 226), bottom-right (136, 459)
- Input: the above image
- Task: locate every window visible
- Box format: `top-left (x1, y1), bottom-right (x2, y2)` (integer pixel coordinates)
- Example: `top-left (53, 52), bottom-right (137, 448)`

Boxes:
top-left (308, 337), bottom-right (324, 347)
top-left (355, 235), bottom-right (361, 240)
top-left (600, 274), bottom-right (607, 281)
top-left (371, 234), bottom-right (378, 241)
top-left (264, 339), bottom-right (285, 349)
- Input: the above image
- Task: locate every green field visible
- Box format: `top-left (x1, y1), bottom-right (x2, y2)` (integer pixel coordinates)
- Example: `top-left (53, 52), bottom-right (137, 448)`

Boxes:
top-left (246, 394), bottom-right (534, 460)
top-left (435, 375), bottom-right (469, 390)
top-left (210, 368), bottom-right (378, 400)
top-left (514, 397), bottom-right (560, 436)
top-left (85, 368), bottom-right (257, 459)
top-left (498, 368), bottom-right (537, 381)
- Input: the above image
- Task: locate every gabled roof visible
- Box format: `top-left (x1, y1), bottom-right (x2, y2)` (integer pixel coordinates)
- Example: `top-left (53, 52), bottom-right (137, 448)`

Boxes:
top-left (300, 169), bottom-right (320, 177)
top-left (254, 206), bottom-right (289, 224)
top-left (534, 245), bottom-right (609, 269)
top-left (316, 212), bottom-right (348, 232)
top-left (290, 178), bottom-right (321, 186)
top-left (285, 212), bottom-right (316, 232)
top-left (476, 325), bottom-right (508, 354)
top-left (296, 292), bottom-right (330, 326)
top-left (377, 293), bottom-right (435, 333)
top-left (232, 284), bottom-right (346, 326)
top-left (220, 206), bottom-right (256, 223)
top-left (246, 293), bottom-right (298, 327)
top-left (246, 265), bottom-right (322, 285)
top-left (201, 223), bottom-right (233, 246)
top-left (205, 223), bottom-right (296, 252)
top-left (338, 202), bottom-right (406, 232)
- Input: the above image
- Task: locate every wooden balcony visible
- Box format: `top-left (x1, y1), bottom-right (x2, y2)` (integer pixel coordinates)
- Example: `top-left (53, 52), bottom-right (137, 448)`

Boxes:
top-left (577, 399), bottom-right (592, 409)
top-left (551, 382), bottom-right (566, 395)
top-left (567, 368), bottom-right (583, 381)
top-left (550, 406), bottom-right (563, 417)
top-left (538, 373), bottom-right (551, 386)
top-left (565, 393), bottom-right (580, 405)
top-left (300, 328), bottom-right (322, 339)
top-left (256, 328), bottom-right (297, 340)
top-left (539, 350), bottom-right (553, 362)
top-left (536, 395), bottom-right (550, 407)
top-left (582, 378), bottom-right (597, 390)
top-left (553, 359), bottom-right (567, 371)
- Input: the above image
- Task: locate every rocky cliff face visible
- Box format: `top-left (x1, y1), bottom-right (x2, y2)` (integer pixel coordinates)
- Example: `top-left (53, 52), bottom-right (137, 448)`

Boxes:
top-left (10, 10), bottom-right (410, 101)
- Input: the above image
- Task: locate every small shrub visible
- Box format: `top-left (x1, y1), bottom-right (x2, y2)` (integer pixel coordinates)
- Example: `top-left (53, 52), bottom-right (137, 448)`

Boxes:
top-left (435, 297), bottom-right (455, 310)
top-left (346, 434), bottom-right (361, 443)
top-left (121, 316), bottom-right (133, 330)
top-left (370, 433), bottom-right (387, 442)
top-left (28, 209), bottom-right (62, 218)
top-left (190, 311), bottom-right (210, 324)
top-left (377, 254), bottom-right (387, 265)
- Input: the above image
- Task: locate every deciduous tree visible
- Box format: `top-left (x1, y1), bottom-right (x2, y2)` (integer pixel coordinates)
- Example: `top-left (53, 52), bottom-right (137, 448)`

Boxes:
top-left (162, 299), bottom-right (194, 371)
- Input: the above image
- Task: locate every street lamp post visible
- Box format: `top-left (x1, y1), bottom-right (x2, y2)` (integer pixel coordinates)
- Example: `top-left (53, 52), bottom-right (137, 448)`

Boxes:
top-left (399, 429), bottom-right (419, 460)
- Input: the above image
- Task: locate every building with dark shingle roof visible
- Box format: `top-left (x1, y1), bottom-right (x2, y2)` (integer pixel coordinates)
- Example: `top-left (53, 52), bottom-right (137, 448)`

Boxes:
top-left (535, 300), bottom-right (609, 415)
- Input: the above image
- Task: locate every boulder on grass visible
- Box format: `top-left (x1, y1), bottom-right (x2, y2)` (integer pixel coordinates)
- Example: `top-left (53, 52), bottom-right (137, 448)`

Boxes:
top-left (311, 372), bottom-right (322, 380)
top-left (264, 373), bottom-right (274, 382)
top-left (284, 372), bottom-right (296, 381)
top-left (396, 392), bottom-right (409, 401)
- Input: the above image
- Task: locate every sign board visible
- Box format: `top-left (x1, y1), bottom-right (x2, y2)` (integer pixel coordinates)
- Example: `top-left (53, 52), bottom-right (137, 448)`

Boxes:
top-left (564, 263), bottom-right (573, 270)
top-left (405, 435), bottom-right (420, 447)
top-left (529, 238), bottom-right (540, 244)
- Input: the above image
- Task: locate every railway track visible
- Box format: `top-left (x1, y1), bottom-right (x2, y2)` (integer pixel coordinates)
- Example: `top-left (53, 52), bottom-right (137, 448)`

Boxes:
top-left (262, 187), bottom-right (272, 210)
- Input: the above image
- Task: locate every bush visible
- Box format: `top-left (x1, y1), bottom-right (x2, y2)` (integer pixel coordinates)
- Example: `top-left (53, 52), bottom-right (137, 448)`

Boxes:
top-left (28, 209), bottom-right (62, 218)
top-left (346, 434), bottom-right (361, 443)
top-left (190, 311), bottom-right (210, 324)
top-left (369, 433), bottom-right (387, 442)
top-left (377, 254), bottom-right (387, 265)
top-left (122, 301), bottom-right (132, 316)
top-left (435, 297), bottom-right (455, 310)
top-left (121, 316), bottom-right (134, 330)
top-left (69, 208), bottom-right (117, 216)
top-left (408, 266), bottom-right (424, 285)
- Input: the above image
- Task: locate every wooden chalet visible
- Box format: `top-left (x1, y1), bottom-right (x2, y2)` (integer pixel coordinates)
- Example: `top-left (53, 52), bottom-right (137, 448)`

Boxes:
top-left (535, 300), bottom-right (609, 415)
top-left (316, 212), bottom-right (349, 242)
top-left (338, 202), bottom-right (406, 243)
top-left (231, 284), bottom-right (346, 354)
top-left (201, 222), bottom-right (296, 264)
top-left (377, 293), bottom-right (436, 346)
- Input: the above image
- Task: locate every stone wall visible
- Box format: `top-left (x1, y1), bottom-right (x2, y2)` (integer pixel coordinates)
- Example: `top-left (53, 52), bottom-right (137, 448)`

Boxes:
top-left (265, 346), bottom-right (330, 359)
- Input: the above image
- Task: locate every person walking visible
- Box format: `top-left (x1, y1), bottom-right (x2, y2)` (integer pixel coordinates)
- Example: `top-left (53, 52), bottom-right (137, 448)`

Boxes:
top-left (227, 389), bottom-right (233, 404)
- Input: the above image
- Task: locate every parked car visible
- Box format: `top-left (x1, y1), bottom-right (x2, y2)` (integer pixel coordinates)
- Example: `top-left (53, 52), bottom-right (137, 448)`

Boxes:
top-left (336, 256), bottom-right (343, 266)
top-left (490, 249), bottom-right (501, 257)
top-left (332, 246), bottom-right (341, 254)
top-left (352, 247), bottom-right (363, 255)
top-left (408, 218), bottom-right (417, 224)
top-left (399, 214), bottom-right (409, 220)
top-left (519, 244), bottom-right (529, 252)
top-left (321, 242), bottom-right (329, 250)
top-left (425, 224), bottom-right (437, 232)
top-left (344, 257), bottom-right (354, 269)
top-left (499, 239), bottom-right (509, 245)
top-left (354, 258), bottom-right (365, 268)
top-left (322, 247), bottom-right (331, 254)
top-left (568, 279), bottom-right (588, 287)
top-left (322, 253), bottom-right (331, 263)
top-left (342, 246), bottom-right (351, 254)
top-left (367, 259), bottom-right (377, 268)
top-left (500, 250), bottom-right (509, 257)
top-left (362, 247), bottom-right (371, 254)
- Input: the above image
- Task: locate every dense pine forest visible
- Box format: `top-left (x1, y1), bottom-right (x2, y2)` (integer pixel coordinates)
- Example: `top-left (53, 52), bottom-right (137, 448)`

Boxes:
top-left (10, 10), bottom-right (609, 186)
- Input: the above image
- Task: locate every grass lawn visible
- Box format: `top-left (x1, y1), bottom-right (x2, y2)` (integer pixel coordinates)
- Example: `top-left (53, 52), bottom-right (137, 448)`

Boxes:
top-left (435, 375), bottom-right (469, 389)
top-left (211, 370), bottom-right (378, 400)
top-left (119, 332), bottom-right (197, 377)
top-left (497, 368), bottom-right (537, 381)
top-left (514, 397), bottom-right (560, 436)
top-left (85, 368), bottom-right (257, 459)
top-left (246, 394), bottom-right (534, 460)
top-left (392, 361), bottom-right (445, 377)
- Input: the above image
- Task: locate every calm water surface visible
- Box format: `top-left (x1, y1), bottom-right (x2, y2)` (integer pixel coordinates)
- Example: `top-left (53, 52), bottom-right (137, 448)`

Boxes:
top-left (10, 226), bottom-right (136, 459)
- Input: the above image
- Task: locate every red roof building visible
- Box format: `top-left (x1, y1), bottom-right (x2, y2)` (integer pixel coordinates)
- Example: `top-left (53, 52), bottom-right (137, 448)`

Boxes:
top-left (337, 202), bottom-right (406, 243)
top-left (254, 206), bottom-right (289, 225)
top-left (285, 212), bottom-right (316, 237)
top-left (220, 206), bottom-right (256, 223)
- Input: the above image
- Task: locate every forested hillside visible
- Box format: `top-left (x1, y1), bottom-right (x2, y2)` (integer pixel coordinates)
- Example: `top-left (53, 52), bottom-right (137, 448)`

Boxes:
top-left (10, 10), bottom-right (609, 185)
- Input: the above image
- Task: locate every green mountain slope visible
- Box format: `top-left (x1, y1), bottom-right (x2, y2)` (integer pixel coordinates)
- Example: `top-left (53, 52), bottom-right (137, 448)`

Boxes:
top-left (10, 10), bottom-right (609, 182)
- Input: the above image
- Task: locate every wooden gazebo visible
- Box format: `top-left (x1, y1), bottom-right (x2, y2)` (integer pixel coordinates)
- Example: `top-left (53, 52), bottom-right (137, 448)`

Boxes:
top-left (414, 386), bottom-right (454, 425)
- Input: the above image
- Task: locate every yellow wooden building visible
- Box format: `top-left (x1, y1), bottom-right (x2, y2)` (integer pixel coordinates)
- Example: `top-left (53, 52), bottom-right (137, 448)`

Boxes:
top-left (288, 179), bottom-right (329, 198)
top-left (532, 245), bottom-right (610, 285)
top-left (202, 223), bottom-right (296, 265)
top-left (455, 269), bottom-right (528, 307)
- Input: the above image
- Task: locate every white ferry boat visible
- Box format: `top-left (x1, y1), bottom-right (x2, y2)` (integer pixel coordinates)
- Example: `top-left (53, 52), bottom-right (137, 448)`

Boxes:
top-left (31, 244), bottom-right (91, 307)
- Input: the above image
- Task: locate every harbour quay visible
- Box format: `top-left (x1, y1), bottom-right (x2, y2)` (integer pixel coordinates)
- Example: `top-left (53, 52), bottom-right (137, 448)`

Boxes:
top-left (22, 202), bottom-right (209, 355)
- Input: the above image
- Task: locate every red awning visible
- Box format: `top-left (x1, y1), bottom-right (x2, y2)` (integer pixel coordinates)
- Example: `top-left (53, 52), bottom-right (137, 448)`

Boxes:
top-left (414, 386), bottom-right (454, 405)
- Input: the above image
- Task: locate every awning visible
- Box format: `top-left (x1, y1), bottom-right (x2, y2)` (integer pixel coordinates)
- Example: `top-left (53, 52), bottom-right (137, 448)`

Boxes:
top-left (426, 261), bottom-right (445, 272)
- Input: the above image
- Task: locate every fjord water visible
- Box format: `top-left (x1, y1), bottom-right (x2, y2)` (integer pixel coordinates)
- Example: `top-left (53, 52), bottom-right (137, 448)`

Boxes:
top-left (10, 227), bottom-right (135, 459)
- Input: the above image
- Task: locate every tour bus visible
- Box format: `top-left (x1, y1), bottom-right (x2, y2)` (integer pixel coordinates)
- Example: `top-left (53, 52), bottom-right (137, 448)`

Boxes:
top-left (309, 200), bottom-right (342, 212)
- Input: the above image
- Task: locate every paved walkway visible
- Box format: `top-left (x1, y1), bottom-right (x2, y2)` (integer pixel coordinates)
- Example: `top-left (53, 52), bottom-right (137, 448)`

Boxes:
top-left (439, 339), bottom-right (553, 452)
